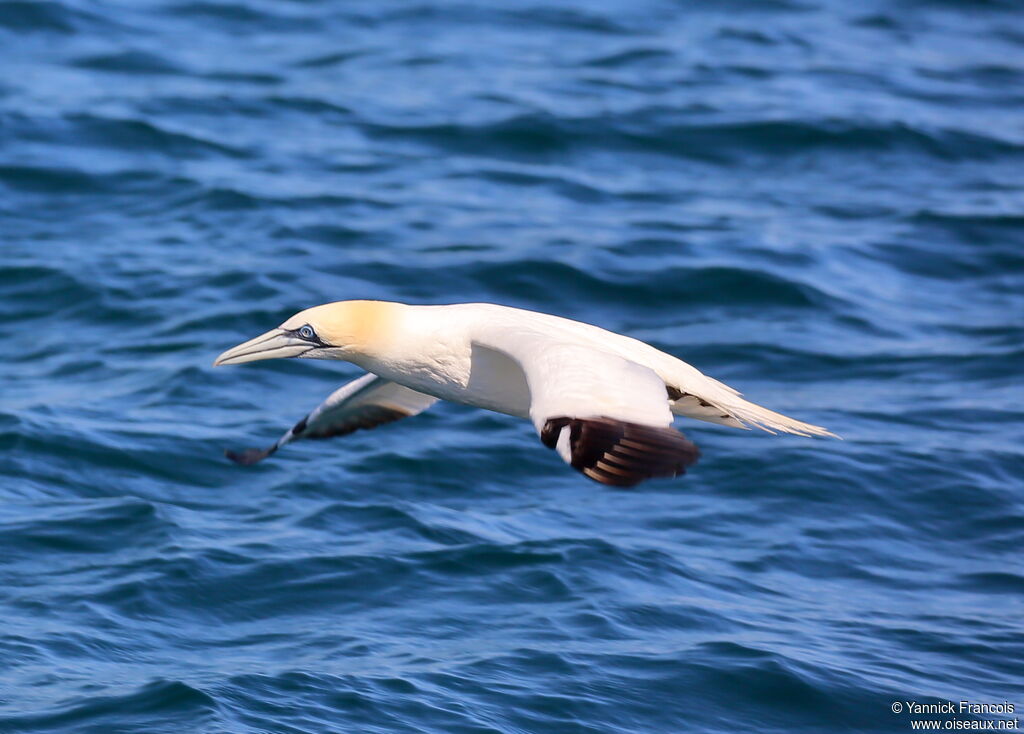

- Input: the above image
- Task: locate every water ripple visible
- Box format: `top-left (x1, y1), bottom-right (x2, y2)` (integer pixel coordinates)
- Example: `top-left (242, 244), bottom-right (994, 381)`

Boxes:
top-left (1, 0), bottom-right (1022, 732)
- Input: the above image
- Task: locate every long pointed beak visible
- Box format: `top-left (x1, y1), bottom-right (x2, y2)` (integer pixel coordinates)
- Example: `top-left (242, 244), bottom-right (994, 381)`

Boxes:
top-left (213, 329), bottom-right (313, 366)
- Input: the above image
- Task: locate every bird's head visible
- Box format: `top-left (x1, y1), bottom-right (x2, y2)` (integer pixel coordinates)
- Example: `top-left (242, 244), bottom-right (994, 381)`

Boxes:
top-left (213, 300), bottom-right (396, 367)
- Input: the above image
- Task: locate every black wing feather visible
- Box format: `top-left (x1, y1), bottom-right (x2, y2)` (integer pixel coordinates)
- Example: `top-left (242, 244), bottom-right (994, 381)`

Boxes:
top-left (542, 417), bottom-right (700, 487)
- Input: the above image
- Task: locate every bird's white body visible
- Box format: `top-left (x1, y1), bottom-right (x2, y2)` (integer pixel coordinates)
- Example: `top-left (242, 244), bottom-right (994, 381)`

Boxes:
top-left (346, 303), bottom-right (534, 418)
top-left (355, 303), bottom-right (638, 419)
top-left (352, 303), bottom-right (825, 434)
top-left (215, 300), bottom-right (835, 485)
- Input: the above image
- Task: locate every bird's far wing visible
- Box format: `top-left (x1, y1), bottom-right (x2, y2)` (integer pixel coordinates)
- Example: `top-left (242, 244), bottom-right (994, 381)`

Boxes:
top-left (476, 331), bottom-right (699, 487)
top-left (226, 373), bottom-right (439, 465)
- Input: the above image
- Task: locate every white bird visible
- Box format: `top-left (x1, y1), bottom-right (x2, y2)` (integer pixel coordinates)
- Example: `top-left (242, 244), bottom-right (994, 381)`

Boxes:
top-left (214, 301), bottom-right (836, 487)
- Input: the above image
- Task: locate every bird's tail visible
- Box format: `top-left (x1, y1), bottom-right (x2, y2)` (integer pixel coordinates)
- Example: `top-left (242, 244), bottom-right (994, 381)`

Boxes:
top-left (718, 394), bottom-right (838, 437)
top-left (671, 389), bottom-right (837, 438)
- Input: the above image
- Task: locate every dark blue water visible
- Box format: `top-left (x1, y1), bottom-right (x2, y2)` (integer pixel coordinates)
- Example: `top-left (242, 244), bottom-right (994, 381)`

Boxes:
top-left (2, 1), bottom-right (1022, 732)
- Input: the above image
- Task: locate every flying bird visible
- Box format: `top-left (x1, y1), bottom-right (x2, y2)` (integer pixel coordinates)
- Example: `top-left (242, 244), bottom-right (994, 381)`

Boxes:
top-left (214, 301), bottom-right (835, 487)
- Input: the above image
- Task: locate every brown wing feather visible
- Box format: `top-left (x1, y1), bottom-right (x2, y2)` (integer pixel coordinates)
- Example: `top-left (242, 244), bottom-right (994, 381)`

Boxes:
top-left (300, 405), bottom-right (411, 439)
top-left (225, 405), bottom-right (411, 465)
top-left (541, 417), bottom-right (700, 487)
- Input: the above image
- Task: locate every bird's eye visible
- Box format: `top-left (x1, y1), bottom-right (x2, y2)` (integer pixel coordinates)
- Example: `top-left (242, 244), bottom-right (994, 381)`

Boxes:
top-left (298, 325), bottom-right (315, 340)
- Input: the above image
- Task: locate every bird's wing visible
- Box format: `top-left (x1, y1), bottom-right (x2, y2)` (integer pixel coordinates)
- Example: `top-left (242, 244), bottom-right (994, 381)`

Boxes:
top-left (226, 373), bottom-right (438, 465)
top-left (475, 330), bottom-right (699, 487)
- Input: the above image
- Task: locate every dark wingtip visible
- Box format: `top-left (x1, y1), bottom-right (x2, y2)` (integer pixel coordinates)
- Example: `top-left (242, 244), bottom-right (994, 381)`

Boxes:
top-left (225, 447), bottom-right (274, 466)
top-left (543, 416), bottom-right (700, 488)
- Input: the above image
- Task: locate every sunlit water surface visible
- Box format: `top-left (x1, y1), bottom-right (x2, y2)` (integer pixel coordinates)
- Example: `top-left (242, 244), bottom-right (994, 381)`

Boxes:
top-left (2, 1), bottom-right (1022, 732)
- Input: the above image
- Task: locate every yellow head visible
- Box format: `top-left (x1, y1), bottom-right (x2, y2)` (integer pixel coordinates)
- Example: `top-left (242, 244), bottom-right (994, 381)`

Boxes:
top-left (213, 300), bottom-right (397, 366)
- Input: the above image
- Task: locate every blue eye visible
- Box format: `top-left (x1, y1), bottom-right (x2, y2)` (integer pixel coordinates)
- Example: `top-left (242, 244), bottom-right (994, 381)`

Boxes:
top-left (298, 325), bottom-right (315, 340)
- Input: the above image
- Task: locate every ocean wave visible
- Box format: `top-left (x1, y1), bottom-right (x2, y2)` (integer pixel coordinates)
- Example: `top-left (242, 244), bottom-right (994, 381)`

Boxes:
top-left (331, 260), bottom-right (835, 312)
top-left (0, 0), bottom-right (115, 34)
top-left (0, 680), bottom-right (216, 733)
top-left (358, 112), bottom-right (1023, 162)
top-left (165, 1), bottom-right (318, 30)
top-left (0, 498), bottom-right (172, 560)
top-left (3, 0), bottom-right (1022, 731)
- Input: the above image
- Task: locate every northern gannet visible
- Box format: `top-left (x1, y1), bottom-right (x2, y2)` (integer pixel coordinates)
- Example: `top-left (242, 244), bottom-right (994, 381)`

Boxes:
top-left (214, 301), bottom-right (835, 487)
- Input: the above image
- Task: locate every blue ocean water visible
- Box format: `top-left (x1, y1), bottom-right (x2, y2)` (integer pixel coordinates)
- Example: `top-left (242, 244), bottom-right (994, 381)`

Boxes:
top-left (2, 0), bottom-right (1023, 731)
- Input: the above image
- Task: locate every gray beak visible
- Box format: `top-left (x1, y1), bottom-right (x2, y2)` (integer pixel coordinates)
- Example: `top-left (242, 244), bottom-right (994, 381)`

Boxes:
top-left (213, 329), bottom-right (314, 366)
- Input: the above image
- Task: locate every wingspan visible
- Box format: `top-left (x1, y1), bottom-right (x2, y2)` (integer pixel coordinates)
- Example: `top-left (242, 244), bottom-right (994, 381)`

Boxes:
top-left (476, 331), bottom-right (699, 487)
top-left (226, 373), bottom-right (438, 465)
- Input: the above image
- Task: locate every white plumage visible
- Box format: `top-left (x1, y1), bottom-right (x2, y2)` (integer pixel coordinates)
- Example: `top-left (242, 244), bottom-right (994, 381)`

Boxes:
top-left (214, 301), bottom-right (836, 486)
